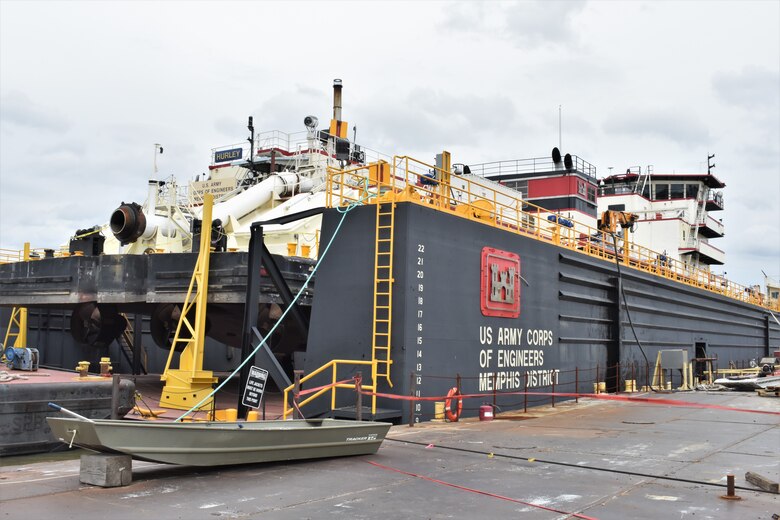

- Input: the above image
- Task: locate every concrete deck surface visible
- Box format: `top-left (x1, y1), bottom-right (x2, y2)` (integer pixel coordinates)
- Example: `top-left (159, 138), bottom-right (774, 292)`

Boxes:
top-left (1, 391), bottom-right (777, 519)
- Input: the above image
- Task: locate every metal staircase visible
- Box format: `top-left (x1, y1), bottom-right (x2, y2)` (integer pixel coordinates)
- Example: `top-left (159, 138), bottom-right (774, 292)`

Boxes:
top-left (116, 314), bottom-right (147, 375)
top-left (371, 201), bottom-right (395, 387)
top-left (689, 185), bottom-right (708, 264)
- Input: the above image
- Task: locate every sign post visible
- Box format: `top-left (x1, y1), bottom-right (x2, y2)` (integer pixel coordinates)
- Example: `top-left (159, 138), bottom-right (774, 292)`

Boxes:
top-left (241, 366), bottom-right (269, 410)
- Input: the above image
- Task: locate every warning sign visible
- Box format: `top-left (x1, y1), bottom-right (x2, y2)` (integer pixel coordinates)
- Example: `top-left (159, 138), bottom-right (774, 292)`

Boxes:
top-left (241, 366), bottom-right (269, 409)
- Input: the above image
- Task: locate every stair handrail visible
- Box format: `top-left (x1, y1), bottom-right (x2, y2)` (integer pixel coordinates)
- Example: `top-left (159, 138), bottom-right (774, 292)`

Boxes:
top-left (282, 359), bottom-right (377, 419)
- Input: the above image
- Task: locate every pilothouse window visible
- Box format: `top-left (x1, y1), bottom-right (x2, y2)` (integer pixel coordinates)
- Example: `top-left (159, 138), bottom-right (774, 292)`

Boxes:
top-left (670, 184), bottom-right (684, 199)
top-left (654, 184), bottom-right (669, 200)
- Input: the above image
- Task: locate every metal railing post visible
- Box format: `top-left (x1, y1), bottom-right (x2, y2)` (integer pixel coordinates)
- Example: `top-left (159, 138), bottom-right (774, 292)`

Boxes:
top-left (575, 367), bottom-right (579, 403)
top-left (355, 371), bottom-right (363, 421)
top-left (524, 372), bottom-right (528, 413)
top-left (551, 376), bottom-right (555, 408)
top-left (293, 370), bottom-right (303, 419)
top-left (492, 373), bottom-right (497, 409)
top-left (408, 371), bottom-right (415, 427)
top-left (111, 374), bottom-right (120, 420)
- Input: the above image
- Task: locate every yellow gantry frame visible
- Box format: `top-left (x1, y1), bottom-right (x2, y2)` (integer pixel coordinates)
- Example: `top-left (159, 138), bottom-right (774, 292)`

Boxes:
top-left (160, 194), bottom-right (218, 411)
top-left (3, 244), bottom-right (30, 351)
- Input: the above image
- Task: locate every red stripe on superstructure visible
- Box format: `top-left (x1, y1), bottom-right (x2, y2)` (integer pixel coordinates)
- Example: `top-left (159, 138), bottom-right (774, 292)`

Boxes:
top-left (527, 176), bottom-right (595, 198)
top-left (527, 177), bottom-right (571, 198)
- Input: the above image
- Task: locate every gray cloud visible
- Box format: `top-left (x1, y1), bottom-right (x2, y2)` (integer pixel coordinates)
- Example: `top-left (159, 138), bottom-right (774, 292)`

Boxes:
top-left (713, 67), bottom-right (780, 111)
top-left (0, 91), bottom-right (70, 132)
top-left (502, 0), bottom-right (587, 48)
top-left (356, 89), bottom-right (520, 154)
top-left (603, 109), bottom-right (711, 147)
top-left (439, 0), bottom-right (586, 49)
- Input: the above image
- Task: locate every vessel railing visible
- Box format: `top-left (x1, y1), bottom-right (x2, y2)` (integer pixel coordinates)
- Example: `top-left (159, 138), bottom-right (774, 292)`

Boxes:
top-left (325, 158), bottom-right (779, 312)
top-left (0, 245), bottom-right (73, 264)
top-left (467, 155), bottom-right (597, 180)
top-left (281, 359), bottom-right (378, 420)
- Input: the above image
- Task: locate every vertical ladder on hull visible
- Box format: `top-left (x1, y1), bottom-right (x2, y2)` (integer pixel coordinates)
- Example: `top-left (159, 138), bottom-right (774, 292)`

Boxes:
top-left (372, 201), bottom-right (395, 387)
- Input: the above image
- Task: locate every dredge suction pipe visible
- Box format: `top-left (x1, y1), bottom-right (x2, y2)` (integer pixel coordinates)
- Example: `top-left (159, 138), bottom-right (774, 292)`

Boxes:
top-left (195, 172), bottom-right (313, 223)
top-left (110, 181), bottom-right (180, 245)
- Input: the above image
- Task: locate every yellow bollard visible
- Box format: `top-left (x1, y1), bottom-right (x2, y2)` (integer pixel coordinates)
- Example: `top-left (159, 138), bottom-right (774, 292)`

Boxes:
top-left (224, 408), bottom-right (238, 422)
top-left (76, 361), bottom-right (90, 377)
top-left (301, 245), bottom-right (311, 257)
top-left (624, 379), bottom-right (636, 393)
top-left (247, 410), bottom-right (259, 421)
top-left (99, 357), bottom-right (112, 376)
top-left (287, 242), bottom-right (297, 256)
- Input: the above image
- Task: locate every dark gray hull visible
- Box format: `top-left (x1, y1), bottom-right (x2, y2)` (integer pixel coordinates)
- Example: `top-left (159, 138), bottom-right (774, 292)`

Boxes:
top-left (0, 378), bottom-right (135, 456)
top-left (302, 203), bottom-right (779, 421)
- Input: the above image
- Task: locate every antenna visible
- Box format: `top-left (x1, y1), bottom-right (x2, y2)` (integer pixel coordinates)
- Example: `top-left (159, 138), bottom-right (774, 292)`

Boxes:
top-left (707, 153), bottom-right (715, 174)
top-left (153, 143), bottom-right (163, 175)
top-left (247, 116), bottom-right (255, 170)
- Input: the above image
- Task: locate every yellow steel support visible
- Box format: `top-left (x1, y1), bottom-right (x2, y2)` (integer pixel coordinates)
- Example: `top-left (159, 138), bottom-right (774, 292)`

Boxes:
top-left (371, 199), bottom-right (395, 391)
top-left (439, 151), bottom-right (451, 204)
top-left (160, 194), bottom-right (218, 411)
top-left (3, 244), bottom-right (30, 351)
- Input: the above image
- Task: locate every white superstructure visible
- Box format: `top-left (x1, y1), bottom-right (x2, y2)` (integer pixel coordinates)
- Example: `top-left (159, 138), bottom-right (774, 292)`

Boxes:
top-left (597, 166), bottom-right (726, 271)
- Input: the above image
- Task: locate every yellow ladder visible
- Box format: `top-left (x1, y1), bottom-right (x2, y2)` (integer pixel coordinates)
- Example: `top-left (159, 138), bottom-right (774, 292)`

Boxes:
top-left (371, 201), bottom-right (395, 387)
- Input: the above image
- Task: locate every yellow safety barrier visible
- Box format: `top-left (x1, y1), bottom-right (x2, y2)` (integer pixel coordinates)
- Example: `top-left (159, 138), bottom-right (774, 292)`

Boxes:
top-left (282, 359), bottom-right (377, 419)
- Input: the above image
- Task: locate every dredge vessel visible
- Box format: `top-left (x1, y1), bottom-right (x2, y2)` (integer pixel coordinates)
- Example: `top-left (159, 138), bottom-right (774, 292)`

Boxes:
top-left (2, 80), bottom-right (779, 427)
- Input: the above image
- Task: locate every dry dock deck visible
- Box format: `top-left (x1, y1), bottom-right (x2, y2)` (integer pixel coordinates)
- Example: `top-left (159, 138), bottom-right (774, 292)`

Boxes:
top-left (2, 392), bottom-right (778, 519)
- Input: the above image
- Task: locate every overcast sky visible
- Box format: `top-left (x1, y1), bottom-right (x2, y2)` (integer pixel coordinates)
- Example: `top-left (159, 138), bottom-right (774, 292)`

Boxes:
top-left (1, 0), bottom-right (778, 287)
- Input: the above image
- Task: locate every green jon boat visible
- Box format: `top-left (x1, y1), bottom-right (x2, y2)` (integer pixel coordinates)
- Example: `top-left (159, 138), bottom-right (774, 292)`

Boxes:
top-left (46, 416), bottom-right (391, 466)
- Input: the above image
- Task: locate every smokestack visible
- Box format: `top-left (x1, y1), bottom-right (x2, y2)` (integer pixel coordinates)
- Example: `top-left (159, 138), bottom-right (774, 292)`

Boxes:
top-left (333, 79), bottom-right (343, 121)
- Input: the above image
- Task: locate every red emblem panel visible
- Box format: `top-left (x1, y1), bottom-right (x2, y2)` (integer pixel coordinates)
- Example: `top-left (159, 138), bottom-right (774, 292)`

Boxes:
top-left (480, 247), bottom-right (521, 318)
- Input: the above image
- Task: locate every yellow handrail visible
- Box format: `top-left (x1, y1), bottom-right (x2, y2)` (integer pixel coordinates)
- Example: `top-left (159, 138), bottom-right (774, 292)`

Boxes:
top-left (282, 359), bottom-right (377, 419)
top-left (326, 158), bottom-right (779, 312)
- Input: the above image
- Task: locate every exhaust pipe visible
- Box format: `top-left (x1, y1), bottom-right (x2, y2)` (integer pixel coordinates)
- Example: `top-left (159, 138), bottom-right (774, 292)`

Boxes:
top-left (333, 78), bottom-right (342, 121)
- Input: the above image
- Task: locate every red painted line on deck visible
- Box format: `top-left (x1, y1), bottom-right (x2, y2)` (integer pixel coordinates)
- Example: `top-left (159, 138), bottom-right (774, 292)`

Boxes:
top-left (360, 390), bottom-right (780, 416)
top-left (365, 460), bottom-right (599, 520)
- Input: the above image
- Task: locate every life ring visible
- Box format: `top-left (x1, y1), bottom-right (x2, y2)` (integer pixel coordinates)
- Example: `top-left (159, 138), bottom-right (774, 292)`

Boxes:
top-left (444, 387), bottom-right (463, 422)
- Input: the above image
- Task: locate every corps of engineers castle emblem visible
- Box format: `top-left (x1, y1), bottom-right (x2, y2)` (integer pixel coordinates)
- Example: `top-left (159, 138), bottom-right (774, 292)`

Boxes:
top-left (480, 247), bottom-right (521, 318)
